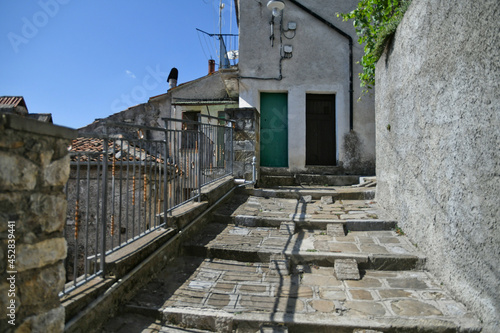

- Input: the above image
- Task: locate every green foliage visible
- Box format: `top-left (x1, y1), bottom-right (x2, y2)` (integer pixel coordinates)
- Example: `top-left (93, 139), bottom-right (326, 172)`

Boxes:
top-left (338, 0), bottom-right (412, 94)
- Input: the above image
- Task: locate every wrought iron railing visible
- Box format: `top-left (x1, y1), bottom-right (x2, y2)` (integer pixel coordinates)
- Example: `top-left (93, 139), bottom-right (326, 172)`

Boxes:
top-left (62, 118), bottom-right (234, 294)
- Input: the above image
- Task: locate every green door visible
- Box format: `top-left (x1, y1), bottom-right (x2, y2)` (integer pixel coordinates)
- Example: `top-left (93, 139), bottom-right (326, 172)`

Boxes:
top-left (260, 93), bottom-right (288, 167)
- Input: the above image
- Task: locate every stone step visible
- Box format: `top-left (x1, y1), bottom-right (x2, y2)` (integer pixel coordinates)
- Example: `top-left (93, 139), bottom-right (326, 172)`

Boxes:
top-left (260, 166), bottom-right (346, 176)
top-left (184, 224), bottom-right (426, 271)
top-left (239, 187), bottom-right (375, 200)
top-left (114, 257), bottom-right (481, 333)
top-left (212, 195), bottom-right (390, 231)
top-left (216, 214), bottom-right (396, 231)
top-left (100, 312), bottom-right (215, 332)
top-left (258, 174), bottom-right (362, 187)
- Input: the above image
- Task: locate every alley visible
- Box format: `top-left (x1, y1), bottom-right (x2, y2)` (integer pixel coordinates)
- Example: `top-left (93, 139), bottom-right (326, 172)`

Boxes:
top-left (100, 187), bottom-right (481, 333)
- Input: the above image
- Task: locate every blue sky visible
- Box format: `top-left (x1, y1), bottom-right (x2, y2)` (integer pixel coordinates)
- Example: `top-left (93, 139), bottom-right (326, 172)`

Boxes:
top-left (0, 0), bottom-right (238, 129)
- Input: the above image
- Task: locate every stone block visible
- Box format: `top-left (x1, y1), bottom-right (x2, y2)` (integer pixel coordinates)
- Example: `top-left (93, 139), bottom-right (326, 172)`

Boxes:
top-left (17, 238), bottom-right (67, 272)
top-left (30, 193), bottom-right (67, 233)
top-left (234, 140), bottom-right (255, 151)
top-left (344, 301), bottom-right (386, 316)
top-left (391, 299), bottom-right (443, 316)
top-left (327, 223), bottom-right (345, 237)
top-left (0, 151), bottom-right (38, 191)
top-left (20, 264), bottom-right (65, 310)
top-left (43, 154), bottom-right (70, 187)
top-left (321, 196), bottom-right (333, 205)
top-left (235, 130), bottom-right (256, 141)
top-left (319, 288), bottom-right (346, 301)
top-left (16, 306), bottom-right (65, 333)
top-left (350, 290), bottom-right (373, 300)
top-left (300, 195), bottom-right (312, 203)
top-left (309, 299), bottom-right (335, 313)
top-left (235, 151), bottom-right (254, 162)
top-left (279, 222), bottom-right (295, 235)
top-left (334, 259), bottom-right (360, 280)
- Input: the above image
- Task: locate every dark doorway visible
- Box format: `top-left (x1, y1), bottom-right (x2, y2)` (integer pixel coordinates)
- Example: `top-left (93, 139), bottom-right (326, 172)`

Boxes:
top-left (306, 94), bottom-right (336, 165)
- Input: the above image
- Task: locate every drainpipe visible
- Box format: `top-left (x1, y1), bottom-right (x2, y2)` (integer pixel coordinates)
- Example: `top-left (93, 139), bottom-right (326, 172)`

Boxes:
top-left (234, 156), bottom-right (257, 187)
top-left (287, 0), bottom-right (354, 131)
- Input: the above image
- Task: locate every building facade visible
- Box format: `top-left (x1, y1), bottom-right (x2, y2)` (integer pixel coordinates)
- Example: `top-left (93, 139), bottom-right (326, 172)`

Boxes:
top-left (235, 0), bottom-right (375, 174)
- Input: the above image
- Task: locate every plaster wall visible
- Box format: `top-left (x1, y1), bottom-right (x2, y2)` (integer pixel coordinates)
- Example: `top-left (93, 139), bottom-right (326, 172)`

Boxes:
top-left (237, 0), bottom-right (375, 173)
top-left (375, 0), bottom-right (500, 330)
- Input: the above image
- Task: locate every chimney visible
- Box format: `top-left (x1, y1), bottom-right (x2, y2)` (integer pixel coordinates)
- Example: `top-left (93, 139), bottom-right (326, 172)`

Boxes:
top-left (208, 59), bottom-right (215, 75)
top-left (167, 67), bottom-right (178, 89)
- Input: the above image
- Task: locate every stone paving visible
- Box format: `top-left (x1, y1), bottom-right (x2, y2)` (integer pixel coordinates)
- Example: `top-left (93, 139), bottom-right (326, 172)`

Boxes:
top-left (190, 224), bottom-right (420, 257)
top-left (161, 258), bottom-right (473, 320)
top-left (101, 190), bottom-right (481, 332)
top-left (220, 195), bottom-right (381, 222)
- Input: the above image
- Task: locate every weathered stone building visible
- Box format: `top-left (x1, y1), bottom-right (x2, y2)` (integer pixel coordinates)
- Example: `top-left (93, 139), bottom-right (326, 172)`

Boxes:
top-left (80, 68), bottom-right (239, 140)
top-left (375, 0), bottom-right (500, 331)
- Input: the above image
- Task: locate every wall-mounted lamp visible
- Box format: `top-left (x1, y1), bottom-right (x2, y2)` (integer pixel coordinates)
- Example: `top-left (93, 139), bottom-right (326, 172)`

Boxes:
top-left (267, 0), bottom-right (285, 17)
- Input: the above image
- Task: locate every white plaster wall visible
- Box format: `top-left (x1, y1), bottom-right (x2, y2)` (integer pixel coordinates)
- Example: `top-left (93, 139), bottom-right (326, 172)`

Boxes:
top-left (376, 0), bottom-right (500, 330)
top-left (237, 0), bottom-right (375, 173)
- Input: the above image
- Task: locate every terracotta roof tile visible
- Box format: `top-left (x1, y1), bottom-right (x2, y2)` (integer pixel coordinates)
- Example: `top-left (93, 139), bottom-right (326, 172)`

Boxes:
top-left (69, 137), bottom-right (164, 163)
top-left (0, 96), bottom-right (26, 108)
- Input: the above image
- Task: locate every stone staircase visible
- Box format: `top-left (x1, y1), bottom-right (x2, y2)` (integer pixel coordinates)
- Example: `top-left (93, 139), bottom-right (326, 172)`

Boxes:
top-left (258, 167), bottom-right (362, 188)
top-left (100, 186), bottom-right (482, 333)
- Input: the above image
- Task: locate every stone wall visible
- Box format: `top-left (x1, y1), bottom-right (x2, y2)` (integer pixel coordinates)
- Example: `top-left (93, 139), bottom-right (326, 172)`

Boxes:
top-left (225, 108), bottom-right (259, 181)
top-left (375, 1), bottom-right (500, 331)
top-left (0, 114), bottom-right (76, 332)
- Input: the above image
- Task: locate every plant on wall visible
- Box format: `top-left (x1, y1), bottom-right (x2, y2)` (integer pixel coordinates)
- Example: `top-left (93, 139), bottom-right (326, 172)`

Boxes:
top-left (338, 0), bottom-right (412, 95)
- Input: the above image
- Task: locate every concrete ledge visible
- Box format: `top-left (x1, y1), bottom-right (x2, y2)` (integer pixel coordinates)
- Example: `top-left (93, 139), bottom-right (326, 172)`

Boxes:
top-left (61, 277), bottom-right (115, 323)
top-left (1, 113), bottom-right (77, 139)
top-left (166, 202), bottom-right (209, 230)
top-left (201, 175), bottom-right (236, 206)
top-left (105, 228), bottom-right (178, 278)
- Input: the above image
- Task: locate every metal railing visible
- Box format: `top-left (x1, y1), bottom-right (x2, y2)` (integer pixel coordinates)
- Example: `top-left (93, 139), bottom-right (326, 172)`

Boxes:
top-left (62, 118), bottom-right (234, 294)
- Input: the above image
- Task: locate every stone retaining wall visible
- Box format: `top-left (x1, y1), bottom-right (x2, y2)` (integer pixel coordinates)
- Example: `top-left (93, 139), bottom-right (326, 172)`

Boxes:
top-left (375, 1), bottom-right (500, 331)
top-left (0, 114), bottom-right (76, 332)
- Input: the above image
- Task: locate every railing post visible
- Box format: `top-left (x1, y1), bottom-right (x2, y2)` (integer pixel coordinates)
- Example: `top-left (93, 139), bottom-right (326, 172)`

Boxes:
top-left (100, 136), bottom-right (109, 276)
top-left (197, 114), bottom-right (202, 202)
top-left (230, 121), bottom-right (234, 176)
top-left (163, 128), bottom-right (169, 225)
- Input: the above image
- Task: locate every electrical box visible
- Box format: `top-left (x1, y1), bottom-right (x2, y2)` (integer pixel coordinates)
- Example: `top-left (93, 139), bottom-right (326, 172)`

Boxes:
top-left (284, 45), bottom-right (293, 53)
top-left (288, 22), bottom-right (297, 30)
